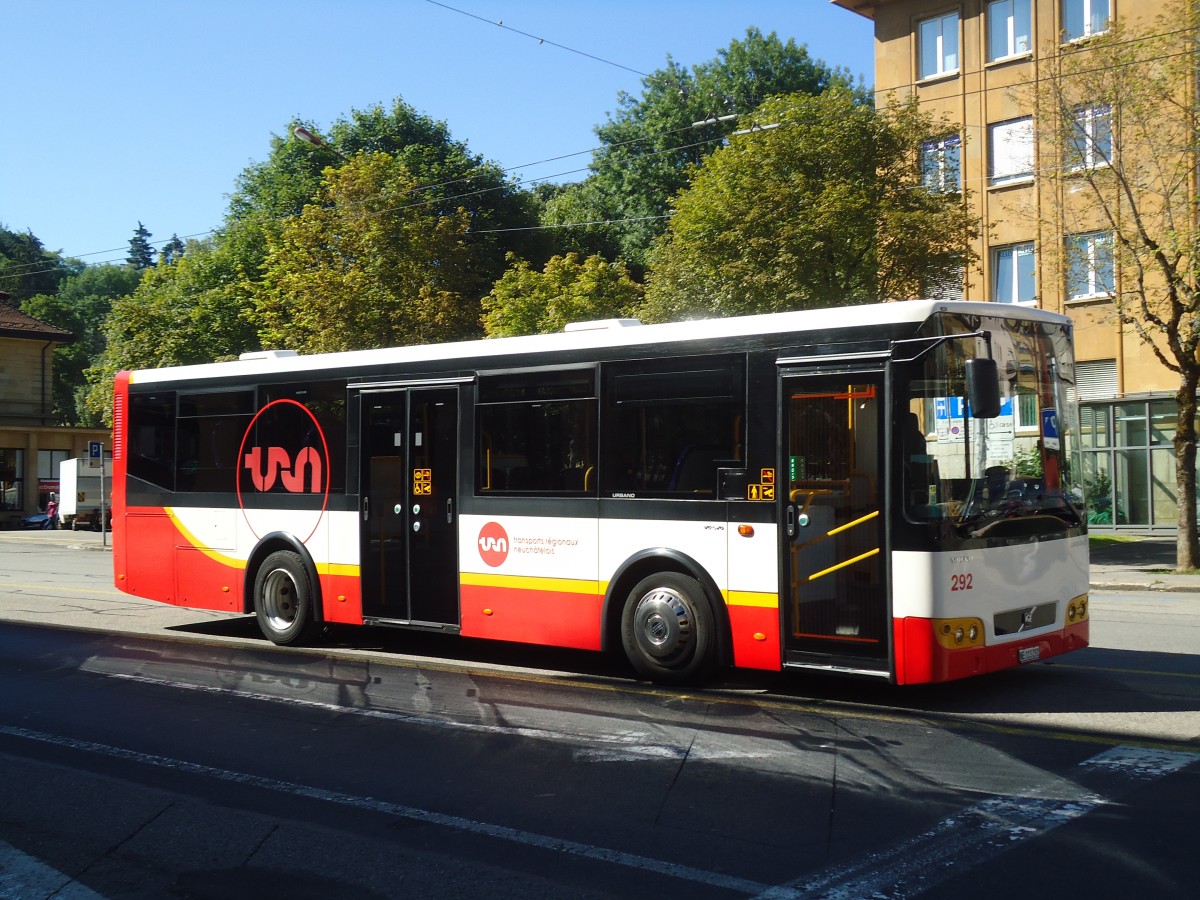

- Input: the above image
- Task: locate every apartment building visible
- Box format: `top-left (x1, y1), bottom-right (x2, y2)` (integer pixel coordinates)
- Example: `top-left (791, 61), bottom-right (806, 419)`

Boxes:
top-left (832, 0), bottom-right (1188, 531)
top-left (0, 291), bottom-right (108, 527)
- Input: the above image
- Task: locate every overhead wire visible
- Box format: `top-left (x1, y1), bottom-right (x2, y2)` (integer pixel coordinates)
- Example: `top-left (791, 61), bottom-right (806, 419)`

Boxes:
top-left (5, 0), bottom-right (704, 279)
top-left (6, 13), bottom-right (1190, 283)
top-left (0, 124), bottom-right (731, 284)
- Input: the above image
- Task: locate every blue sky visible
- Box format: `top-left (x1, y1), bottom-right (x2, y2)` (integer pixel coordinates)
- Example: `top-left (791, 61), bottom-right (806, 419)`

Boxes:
top-left (1, 1), bottom-right (873, 267)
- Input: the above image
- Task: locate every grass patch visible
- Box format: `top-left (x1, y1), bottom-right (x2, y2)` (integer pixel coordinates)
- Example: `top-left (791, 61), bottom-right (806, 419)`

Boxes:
top-left (1089, 534), bottom-right (1140, 547)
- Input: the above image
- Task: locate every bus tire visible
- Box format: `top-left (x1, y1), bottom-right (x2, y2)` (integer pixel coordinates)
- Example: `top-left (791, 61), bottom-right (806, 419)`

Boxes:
top-left (621, 572), bottom-right (716, 685)
top-left (253, 550), bottom-right (319, 646)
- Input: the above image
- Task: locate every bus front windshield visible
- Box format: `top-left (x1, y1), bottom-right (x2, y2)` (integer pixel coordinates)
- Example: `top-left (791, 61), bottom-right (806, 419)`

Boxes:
top-left (899, 313), bottom-right (1084, 539)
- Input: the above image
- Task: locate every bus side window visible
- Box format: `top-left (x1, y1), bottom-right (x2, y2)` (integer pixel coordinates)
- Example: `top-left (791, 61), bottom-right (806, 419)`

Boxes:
top-left (601, 356), bottom-right (745, 498)
top-left (475, 368), bottom-right (597, 496)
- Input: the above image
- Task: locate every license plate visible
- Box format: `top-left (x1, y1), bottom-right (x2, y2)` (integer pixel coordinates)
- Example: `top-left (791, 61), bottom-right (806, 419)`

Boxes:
top-left (1019, 645), bottom-right (1042, 664)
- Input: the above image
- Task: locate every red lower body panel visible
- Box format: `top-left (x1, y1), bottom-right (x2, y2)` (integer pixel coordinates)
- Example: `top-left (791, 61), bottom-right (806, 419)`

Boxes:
top-left (460, 582), bottom-right (603, 650)
top-left (894, 617), bottom-right (1090, 685)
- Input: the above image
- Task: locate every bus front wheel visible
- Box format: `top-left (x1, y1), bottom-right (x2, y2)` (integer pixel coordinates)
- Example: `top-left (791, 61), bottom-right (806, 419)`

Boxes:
top-left (253, 550), bottom-right (319, 646)
top-left (621, 573), bottom-right (716, 685)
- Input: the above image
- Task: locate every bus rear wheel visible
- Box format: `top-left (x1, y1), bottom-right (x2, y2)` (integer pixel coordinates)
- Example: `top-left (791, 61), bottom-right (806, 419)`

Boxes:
top-left (621, 573), bottom-right (716, 685)
top-left (253, 550), bottom-right (319, 646)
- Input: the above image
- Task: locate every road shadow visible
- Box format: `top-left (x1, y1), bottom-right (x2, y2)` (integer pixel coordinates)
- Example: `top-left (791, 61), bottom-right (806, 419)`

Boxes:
top-left (165, 617), bottom-right (1199, 721)
top-left (1090, 537), bottom-right (1177, 570)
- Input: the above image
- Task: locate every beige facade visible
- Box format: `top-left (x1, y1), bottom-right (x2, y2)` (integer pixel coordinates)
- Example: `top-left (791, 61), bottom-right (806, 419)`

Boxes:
top-left (0, 295), bottom-right (109, 527)
top-left (833, 0), bottom-right (1188, 530)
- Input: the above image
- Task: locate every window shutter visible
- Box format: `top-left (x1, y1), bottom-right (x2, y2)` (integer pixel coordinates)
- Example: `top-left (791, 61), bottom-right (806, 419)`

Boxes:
top-left (1076, 359), bottom-right (1117, 400)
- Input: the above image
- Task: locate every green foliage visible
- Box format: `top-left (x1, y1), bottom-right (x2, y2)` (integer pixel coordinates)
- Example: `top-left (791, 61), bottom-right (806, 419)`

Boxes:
top-left (482, 253), bottom-right (644, 337)
top-left (83, 239), bottom-right (257, 423)
top-left (160, 234), bottom-right (186, 265)
top-left (562, 28), bottom-right (863, 272)
top-left (637, 89), bottom-right (977, 321)
top-left (229, 100), bottom-right (546, 289)
top-left (22, 264), bottom-right (141, 425)
top-left (1011, 444), bottom-right (1044, 478)
top-left (255, 153), bottom-right (486, 353)
top-left (539, 181), bottom-right (624, 263)
top-left (126, 222), bottom-right (155, 270)
top-left (0, 226), bottom-right (82, 303)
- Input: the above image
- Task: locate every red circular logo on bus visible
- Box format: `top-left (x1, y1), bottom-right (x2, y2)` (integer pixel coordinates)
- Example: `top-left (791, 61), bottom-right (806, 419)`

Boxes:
top-left (477, 522), bottom-right (509, 567)
top-left (236, 399), bottom-right (331, 545)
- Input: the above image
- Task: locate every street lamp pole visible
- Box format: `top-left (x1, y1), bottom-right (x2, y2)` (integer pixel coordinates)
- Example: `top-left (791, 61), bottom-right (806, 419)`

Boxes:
top-left (292, 126), bottom-right (349, 161)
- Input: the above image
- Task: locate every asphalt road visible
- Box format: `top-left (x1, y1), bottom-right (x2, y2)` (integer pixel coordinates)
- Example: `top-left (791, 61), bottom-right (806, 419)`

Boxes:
top-left (0, 530), bottom-right (1197, 899)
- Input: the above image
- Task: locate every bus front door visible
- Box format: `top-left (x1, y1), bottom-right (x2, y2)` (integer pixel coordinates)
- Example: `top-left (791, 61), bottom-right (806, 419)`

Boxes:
top-left (360, 387), bottom-right (460, 627)
top-left (780, 372), bottom-right (889, 675)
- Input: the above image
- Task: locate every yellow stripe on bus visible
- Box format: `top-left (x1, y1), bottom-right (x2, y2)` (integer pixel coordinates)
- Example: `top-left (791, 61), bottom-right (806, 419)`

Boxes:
top-left (460, 572), bottom-right (603, 595)
top-left (163, 507), bottom-right (358, 579)
top-left (726, 591), bottom-right (779, 609)
top-left (164, 508), bottom-right (243, 569)
top-left (318, 562), bottom-right (360, 578)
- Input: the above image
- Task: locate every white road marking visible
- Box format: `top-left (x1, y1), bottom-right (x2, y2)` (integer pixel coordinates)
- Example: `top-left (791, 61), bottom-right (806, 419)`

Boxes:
top-left (755, 745), bottom-right (1199, 900)
top-left (0, 725), bottom-right (769, 896)
top-left (8, 671), bottom-right (1196, 897)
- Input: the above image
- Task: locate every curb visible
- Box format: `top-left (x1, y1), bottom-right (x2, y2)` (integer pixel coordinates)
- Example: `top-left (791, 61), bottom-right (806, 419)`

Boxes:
top-left (1090, 581), bottom-right (1200, 593)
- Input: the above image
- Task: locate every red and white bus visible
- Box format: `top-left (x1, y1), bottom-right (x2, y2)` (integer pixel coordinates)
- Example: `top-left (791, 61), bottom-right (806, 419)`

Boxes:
top-left (112, 300), bottom-right (1089, 685)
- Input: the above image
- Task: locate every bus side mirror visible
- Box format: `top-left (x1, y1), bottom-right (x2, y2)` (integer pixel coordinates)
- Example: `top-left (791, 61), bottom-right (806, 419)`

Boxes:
top-left (966, 358), bottom-right (1001, 418)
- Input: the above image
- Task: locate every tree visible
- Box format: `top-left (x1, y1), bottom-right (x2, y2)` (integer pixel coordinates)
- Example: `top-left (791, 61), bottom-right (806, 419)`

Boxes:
top-left (228, 99), bottom-right (545, 293)
top-left (126, 222), bottom-right (155, 269)
top-left (0, 226), bottom-right (81, 302)
top-left (1029, 2), bottom-right (1200, 568)
top-left (83, 238), bottom-right (258, 423)
top-left (639, 88), bottom-right (978, 321)
top-left (254, 152), bottom-right (486, 353)
top-left (482, 253), bottom-right (644, 337)
top-left (160, 234), bottom-right (186, 265)
top-left (566, 28), bottom-right (863, 272)
top-left (22, 264), bottom-right (141, 425)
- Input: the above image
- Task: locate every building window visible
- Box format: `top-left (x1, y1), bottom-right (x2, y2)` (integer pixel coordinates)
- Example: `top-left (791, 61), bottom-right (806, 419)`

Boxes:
top-left (926, 264), bottom-right (964, 301)
top-left (993, 243), bottom-right (1036, 304)
top-left (1067, 104), bottom-right (1112, 170)
top-left (1063, 0), bottom-right (1110, 42)
top-left (988, 0), bottom-right (1032, 61)
top-left (0, 449), bottom-right (25, 512)
top-left (1076, 358), bottom-right (1118, 401)
top-left (1067, 231), bottom-right (1115, 299)
top-left (919, 12), bottom-right (960, 79)
top-left (989, 117), bottom-right (1035, 185)
top-left (921, 135), bottom-right (962, 192)
top-left (38, 449), bottom-right (71, 510)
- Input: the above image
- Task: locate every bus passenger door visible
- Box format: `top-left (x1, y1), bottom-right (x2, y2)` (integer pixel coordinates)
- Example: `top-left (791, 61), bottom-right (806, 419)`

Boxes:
top-left (780, 372), bottom-right (889, 674)
top-left (360, 387), bottom-right (460, 627)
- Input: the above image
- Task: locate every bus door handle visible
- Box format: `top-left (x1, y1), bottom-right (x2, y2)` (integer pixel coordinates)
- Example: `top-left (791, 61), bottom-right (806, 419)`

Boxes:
top-left (786, 504), bottom-right (796, 538)
top-left (362, 497), bottom-right (369, 522)
top-left (446, 498), bottom-right (454, 524)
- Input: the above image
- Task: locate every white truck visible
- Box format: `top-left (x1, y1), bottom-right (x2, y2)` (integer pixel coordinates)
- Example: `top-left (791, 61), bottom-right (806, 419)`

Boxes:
top-left (58, 457), bottom-right (112, 531)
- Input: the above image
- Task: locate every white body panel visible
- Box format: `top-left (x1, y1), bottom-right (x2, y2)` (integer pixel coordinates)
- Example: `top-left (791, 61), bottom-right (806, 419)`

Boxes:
top-left (892, 535), bottom-right (1089, 638)
top-left (458, 511), bottom-right (778, 599)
